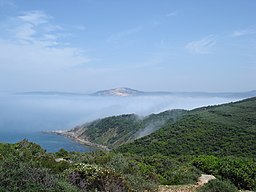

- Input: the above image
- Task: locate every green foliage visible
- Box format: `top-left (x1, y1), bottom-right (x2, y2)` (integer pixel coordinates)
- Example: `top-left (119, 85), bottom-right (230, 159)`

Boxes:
top-left (69, 151), bottom-right (159, 191)
top-left (40, 154), bottom-right (71, 173)
top-left (81, 114), bottom-right (143, 148)
top-left (115, 97), bottom-right (256, 189)
top-left (1, 97), bottom-right (256, 191)
top-left (193, 156), bottom-right (220, 174)
top-left (193, 156), bottom-right (256, 190)
top-left (106, 154), bottom-right (158, 191)
top-left (117, 97), bottom-right (256, 157)
top-left (56, 148), bottom-right (69, 157)
top-left (74, 150), bottom-right (198, 188)
top-left (139, 154), bottom-right (200, 185)
top-left (0, 161), bottom-right (56, 191)
top-left (0, 140), bottom-right (78, 192)
top-left (66, 163), bottom-right (130, 191)
top-left (198, 179), bottom-right (238, 192)
top-left (0, 141), bottom-right (158, 191)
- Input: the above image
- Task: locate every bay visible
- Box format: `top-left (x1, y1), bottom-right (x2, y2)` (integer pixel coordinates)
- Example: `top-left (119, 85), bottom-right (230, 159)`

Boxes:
top-left (0, 131), bottom-right (93, 152)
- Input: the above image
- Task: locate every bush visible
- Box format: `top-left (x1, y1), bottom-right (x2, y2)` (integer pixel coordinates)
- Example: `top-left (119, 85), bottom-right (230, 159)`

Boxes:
top-left (0, 160), bottom-right (59, 192)
top-left (198, 179), bottom-right (238, 192)
top-left (66, 163), bottom-right (130, 191)
top-left (104, 153), bottom-right (159, 191)
top-left (193, 156), bottom-right (256, 190)
top-left (56, 148), bottom-right (69, 158)
top-left (161, 165), bottom-right (200, 185)
top-left (0, 141), bottom-right (78, 192)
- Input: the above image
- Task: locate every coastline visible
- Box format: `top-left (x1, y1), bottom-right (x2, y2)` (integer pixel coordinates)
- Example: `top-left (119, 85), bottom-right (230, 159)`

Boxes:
top-left (44, 130), bottom-right (110, 151)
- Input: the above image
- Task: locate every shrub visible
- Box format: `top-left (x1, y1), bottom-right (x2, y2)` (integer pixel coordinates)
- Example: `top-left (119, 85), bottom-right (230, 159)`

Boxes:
top-left (0, 160), bottom-right (59, 192)
top-left (66, 163), bottom-right (130, 191)
top-left (198, 179), bottom-right (238, 192)
top-left (193, 156), bottom-right (256, 190)
top-left (56, 148), bottom-right (69, 158)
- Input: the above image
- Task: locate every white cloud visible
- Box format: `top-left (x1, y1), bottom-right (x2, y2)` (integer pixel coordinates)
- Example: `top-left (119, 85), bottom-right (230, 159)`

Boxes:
top-left (0, 10), bottom-right (91, 91)
top-left (44, 24), bottom-right (63, 32)
top-left (0, 0), bottom-right (16, 8)
top-left (14, 23), bottom-right (36, 41)
top-left (232, 27), bottom-right (256, 37)
top-left (166, 10), bottom-right (179, 17)
top-left (186, 35), bottom-right (216, 54)
top-left (18, 10), bottom-right (50, 26)
top-left (107, 26), bottom-right (143, 44)
top-left (74, 25), bottom-right (86, 31)
top-left (0, 42), bottom-right (89, 71)
top-left (9, 10), bottom-right (63, 46)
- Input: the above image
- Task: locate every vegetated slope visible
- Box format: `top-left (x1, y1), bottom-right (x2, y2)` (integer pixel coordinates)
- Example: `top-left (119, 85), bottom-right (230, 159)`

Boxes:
top-left (117, 97), bottom-right (256, 157)
top-left (0, 140), bottom-right (159, 192)
top-left (69, 109), bottom-right (186, 148)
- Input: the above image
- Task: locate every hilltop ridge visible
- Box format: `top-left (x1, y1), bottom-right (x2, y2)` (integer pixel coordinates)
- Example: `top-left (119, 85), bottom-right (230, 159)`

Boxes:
top-left (92, 87), bottom-right (143, 97)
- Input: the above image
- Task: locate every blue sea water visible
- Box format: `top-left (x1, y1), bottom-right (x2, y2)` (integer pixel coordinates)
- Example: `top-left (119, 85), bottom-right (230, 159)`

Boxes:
top-left (0, 131), bottom-right (94, 152)
top-left (0, 93), bottom-right (241, 152)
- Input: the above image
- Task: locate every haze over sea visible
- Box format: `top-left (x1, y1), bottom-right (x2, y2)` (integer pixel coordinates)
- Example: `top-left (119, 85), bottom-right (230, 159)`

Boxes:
top-left (0, 92), bottom-right (244, 152)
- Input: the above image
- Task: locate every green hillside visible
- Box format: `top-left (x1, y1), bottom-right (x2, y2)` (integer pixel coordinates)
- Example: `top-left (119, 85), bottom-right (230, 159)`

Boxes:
top-left (117, 97), bottom-right (256, 157)
top-left (1, 97), bottom-right (256, 191)
top-left (0, 140), bottom-right (159, 191)
top-left (70, 109), bottom-right (185, 148)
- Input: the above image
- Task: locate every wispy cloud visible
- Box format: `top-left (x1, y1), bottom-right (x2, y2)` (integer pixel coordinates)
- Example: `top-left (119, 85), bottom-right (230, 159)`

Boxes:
top-left (107, 26), bottom-right (143, 44)
top-left (186, 35), bottom-right (216, 54)
top-left (0, 0), bottom-right (16, 8)
top-left (0, 10), bottom-right (90, 73)
top-left (18, 10), bottom-right (50, 26)
top-left (11, 10), bottom-right (61, 46)
top-left (166, 10), bottom-right (179, 17)
top-left (232, 27), bottom-right (256, 37)
top-left (74, 24), bottom-right (86, 31)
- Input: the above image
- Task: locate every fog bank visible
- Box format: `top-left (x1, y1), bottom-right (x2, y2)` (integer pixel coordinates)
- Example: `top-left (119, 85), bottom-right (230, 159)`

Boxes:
top-left (0, 94), bottom-right (243, 133)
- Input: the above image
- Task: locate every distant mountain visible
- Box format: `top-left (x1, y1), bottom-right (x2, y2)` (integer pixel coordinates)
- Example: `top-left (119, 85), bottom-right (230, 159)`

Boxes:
top-left (92, 87), bottom-right (256, 98)
top-left (15, 88), bottom-right (256, 99)
top-left (92, 87), bottom-right (143, 97)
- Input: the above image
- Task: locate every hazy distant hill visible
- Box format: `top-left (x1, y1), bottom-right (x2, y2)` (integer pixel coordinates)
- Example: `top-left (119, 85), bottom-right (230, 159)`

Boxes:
top-left (117, 97), bottom-right (256, 157)
top-left (92, 87), bottom-right (256, 98)
top-left (15, 88), bottom-right (256, 98)
top-left (92, 87), bottom-right (144, 97)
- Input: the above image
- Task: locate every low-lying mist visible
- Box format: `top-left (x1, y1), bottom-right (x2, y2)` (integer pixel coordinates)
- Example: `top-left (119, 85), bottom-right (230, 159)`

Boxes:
top-left (0, 94), bottom-right (242, 134)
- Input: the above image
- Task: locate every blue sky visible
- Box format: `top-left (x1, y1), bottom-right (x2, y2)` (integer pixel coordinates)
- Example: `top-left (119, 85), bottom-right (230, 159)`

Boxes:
top-left (0, 0), bottom-right (255, 93)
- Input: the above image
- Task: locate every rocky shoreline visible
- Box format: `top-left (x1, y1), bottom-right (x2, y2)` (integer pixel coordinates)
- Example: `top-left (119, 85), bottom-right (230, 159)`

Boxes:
top-left (44, 130), bottom-right (110, 151)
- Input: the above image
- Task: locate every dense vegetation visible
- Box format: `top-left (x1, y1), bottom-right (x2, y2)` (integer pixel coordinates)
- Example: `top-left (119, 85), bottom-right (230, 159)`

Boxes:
top-left (193, 156), bottom-right (256, 190)
top-left (71, 109), bottom-right (185, 148)
top-left (117, 97), bottom-right (256, 157)
top-left (198, 179), bottom-right (238, 192)
top-left (116, 97), bottom-right (256, 190)
top-left (0, 140), bottom-right (159, 191)
top-left (0, 140), bottom-right (77, 192)
top-left (1, 97), bottom-right (256, 191)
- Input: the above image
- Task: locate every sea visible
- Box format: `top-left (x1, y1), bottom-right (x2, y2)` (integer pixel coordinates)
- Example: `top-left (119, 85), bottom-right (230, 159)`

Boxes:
top-left (0, 92), bottom-right (244, 152)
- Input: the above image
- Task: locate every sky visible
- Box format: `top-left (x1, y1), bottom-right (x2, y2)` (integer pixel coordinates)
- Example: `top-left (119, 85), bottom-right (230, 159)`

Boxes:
top-left (0, 0), bottom-right (255, 93)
